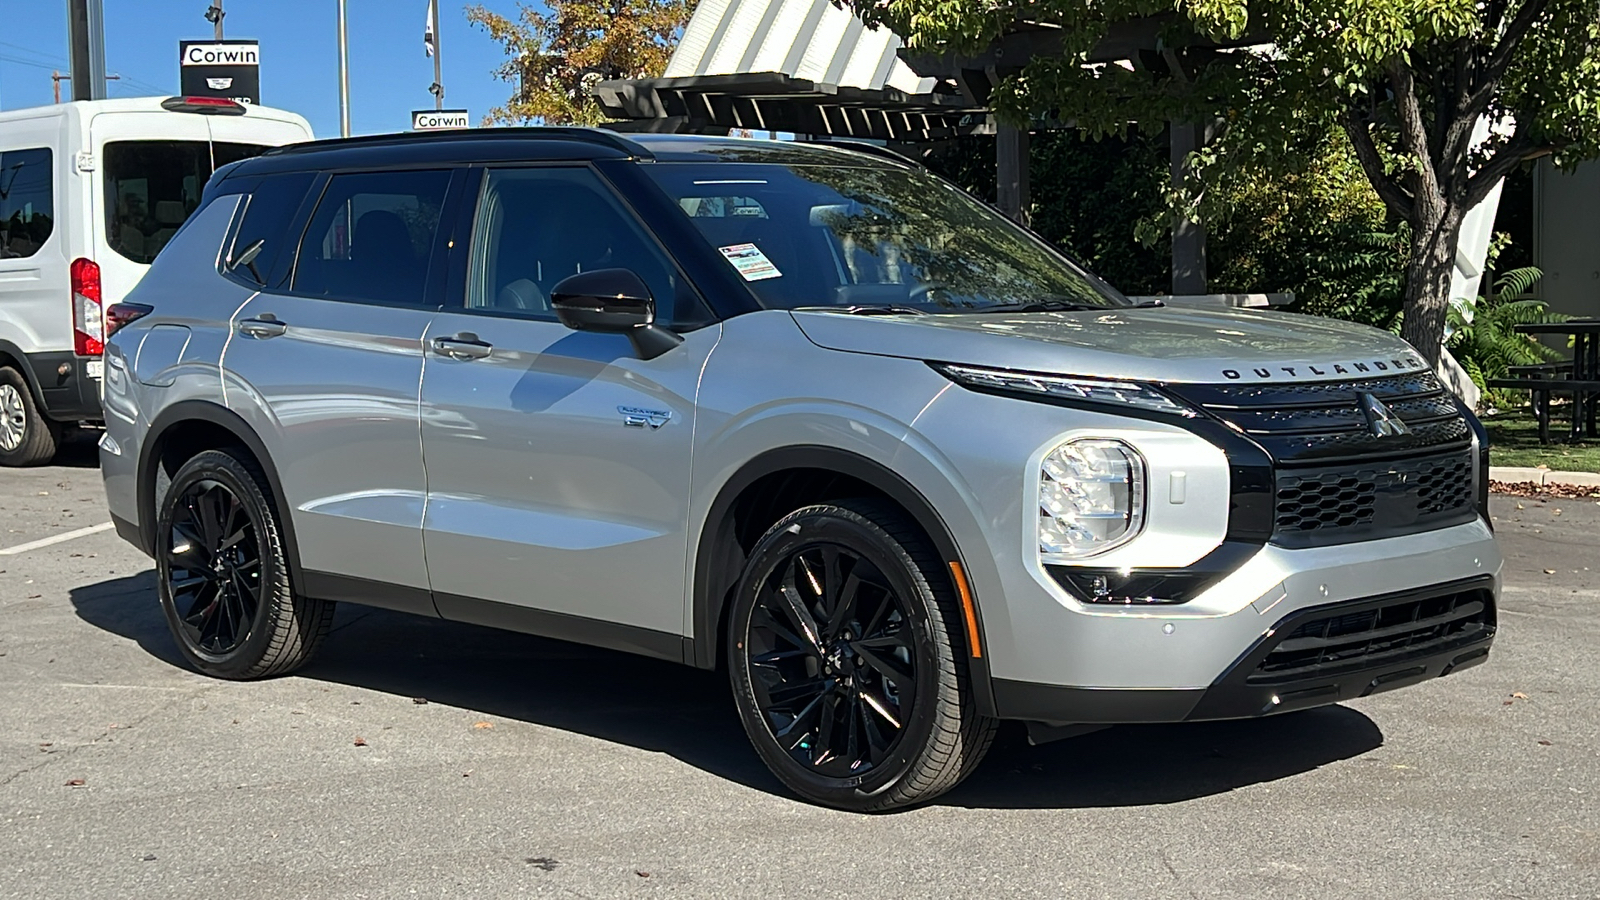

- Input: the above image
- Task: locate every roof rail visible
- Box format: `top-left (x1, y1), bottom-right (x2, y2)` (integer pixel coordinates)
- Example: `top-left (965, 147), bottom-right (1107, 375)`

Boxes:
top-left (263, 126), bottom-right (653, 160)
top-left (796, 138), bottom-right (923, 169)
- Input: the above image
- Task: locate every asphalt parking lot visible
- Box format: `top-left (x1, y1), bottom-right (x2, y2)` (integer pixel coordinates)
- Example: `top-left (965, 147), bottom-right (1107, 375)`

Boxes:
top-left (2, 443), bottom-right (1597, 899)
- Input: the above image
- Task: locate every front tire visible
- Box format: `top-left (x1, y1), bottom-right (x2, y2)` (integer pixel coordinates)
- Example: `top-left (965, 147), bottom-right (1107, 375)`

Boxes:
top-left (728, 500), bottom-right (996, 811)
top-left (155, 449), bottom-right (333, 679)
top-left (0, 366), bottom-right (59, 467)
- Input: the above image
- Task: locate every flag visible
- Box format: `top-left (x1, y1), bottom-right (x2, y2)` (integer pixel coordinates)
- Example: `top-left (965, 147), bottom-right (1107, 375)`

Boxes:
top-left (424, 0), bottom-right (436, 57)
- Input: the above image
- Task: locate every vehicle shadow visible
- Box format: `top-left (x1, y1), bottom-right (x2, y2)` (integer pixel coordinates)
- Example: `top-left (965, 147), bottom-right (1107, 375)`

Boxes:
top-left (52, 429), bottom-right (103, 468)
top-left (70, 573), bottom-right (1385, 810)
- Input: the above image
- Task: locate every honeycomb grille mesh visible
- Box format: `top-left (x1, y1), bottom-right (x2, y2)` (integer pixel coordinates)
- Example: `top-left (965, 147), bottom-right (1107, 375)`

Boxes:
top-left (1275, 452), bottom-right (1476, 534)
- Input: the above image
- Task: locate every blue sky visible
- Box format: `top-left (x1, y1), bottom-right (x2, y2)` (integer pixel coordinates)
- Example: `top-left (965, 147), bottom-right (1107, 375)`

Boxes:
top-left (0, 1), bottom-right (533, 137)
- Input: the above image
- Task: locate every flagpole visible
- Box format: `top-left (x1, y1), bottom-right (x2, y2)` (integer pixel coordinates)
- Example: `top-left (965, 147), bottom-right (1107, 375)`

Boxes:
top-left (337, 0), bottom-right (350, 137)
top-left (430, 0), bottom-right (443, 110)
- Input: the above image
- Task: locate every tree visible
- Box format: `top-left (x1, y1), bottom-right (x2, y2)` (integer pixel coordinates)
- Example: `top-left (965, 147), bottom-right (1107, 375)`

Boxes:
top-left (860, 0), bottom-right (1600, 365)
top-left (467, 0), bottom-right (690, 126)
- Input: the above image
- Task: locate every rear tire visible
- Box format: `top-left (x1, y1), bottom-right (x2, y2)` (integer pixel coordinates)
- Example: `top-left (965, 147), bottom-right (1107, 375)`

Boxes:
top-left (0, 366), bottom-right (60, 467)
top-left (155, 449), bottom-right (333, 679)
top-left (728, 499), bottom-right (996, 811)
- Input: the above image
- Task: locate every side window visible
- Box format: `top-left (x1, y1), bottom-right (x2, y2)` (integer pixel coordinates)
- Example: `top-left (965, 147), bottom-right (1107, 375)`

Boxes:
top-left (0, 148), bottom-right (54, 259)
top-left (228, 171), bottom-right (315, 286)
top-left (466, 167), bottom-right (689, 324)
top-left (292, 169), bottom-right (450, 306)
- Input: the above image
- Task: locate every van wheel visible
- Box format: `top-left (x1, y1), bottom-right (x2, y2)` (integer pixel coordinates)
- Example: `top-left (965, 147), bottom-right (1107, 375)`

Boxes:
top-left (728, 500), bottom-right (996, 811)
top-left (155, 449), bottom-right (334, 679)
top-left (0, 366), bottom-right (60, 467)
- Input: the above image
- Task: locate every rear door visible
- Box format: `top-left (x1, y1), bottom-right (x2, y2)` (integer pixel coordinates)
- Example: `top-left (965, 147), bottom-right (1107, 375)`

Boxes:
top-left (221, 167), bottom-right (460, 607)
top-left (418, 165), bottom-right (719, 653)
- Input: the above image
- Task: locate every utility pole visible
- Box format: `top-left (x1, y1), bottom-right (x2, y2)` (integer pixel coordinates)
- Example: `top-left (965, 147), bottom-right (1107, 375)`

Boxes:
top-left (67, 0), bottom-right (108, 101)
top-left (205, 2), bottom-right (225, 40)
top-left (429, 0), bottom-right (444, 110)
top-left (53, 71), bottom-right (120, 104)
top-left (337, 0), bottom-right (351, 136)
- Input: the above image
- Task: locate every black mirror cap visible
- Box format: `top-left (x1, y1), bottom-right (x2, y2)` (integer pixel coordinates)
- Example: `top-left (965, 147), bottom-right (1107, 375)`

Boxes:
top-left (550, 268), bottom-right (684, 360)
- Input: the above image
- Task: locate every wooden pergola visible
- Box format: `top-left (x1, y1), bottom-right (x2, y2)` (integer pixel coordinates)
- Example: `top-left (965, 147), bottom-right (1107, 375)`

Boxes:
top-left (598, 10), bottom-right (1259, 294)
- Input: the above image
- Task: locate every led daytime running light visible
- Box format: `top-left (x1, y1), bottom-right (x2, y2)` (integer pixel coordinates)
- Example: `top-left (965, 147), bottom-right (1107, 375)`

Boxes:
top-left (937, 364), bottom-right (1194, 417)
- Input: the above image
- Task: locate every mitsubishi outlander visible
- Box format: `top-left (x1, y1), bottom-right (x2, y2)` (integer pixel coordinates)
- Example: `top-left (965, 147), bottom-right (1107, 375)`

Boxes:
top-left (98, 129), bottom-right (1499, 811)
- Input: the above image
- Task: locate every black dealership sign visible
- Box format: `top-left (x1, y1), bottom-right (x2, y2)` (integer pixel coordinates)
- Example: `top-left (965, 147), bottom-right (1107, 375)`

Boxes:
top-left (179, 40), bottom-right (261, 105)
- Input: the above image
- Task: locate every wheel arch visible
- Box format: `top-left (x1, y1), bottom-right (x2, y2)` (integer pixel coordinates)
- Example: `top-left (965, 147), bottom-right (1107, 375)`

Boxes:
top-left (691, 445), bottom-right (997, 716)
top-left (137, 400), bottom-right (303, 585)
top-left (0, 338), bottom-right (48, 411)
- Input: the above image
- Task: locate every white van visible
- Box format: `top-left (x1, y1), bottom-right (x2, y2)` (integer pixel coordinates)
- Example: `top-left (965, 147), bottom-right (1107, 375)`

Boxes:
top-left (0, 97), bottom-right (312, 466)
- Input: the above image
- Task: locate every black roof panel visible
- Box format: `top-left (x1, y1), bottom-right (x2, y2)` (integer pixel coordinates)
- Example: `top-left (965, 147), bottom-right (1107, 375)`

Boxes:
top-left (223, 127), bottom-right (897, 180)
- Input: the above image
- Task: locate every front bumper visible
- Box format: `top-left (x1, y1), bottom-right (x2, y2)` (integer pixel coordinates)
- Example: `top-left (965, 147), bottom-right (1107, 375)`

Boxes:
top-left (985, 516), bottom-right (1501, 724)
top-left (994, 575), bottom-right (1495, 723)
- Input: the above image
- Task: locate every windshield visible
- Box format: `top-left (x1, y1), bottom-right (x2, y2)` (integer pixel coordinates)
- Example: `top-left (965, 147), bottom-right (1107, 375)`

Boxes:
top-left (104, 140), bottom-right (268, 264)
top-left (644, 161), bottom-right (1126, 312)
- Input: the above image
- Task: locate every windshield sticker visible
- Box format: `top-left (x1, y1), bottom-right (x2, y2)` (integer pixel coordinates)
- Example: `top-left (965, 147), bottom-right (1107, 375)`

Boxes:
top-left (718, 243), bottom-right (782, 281)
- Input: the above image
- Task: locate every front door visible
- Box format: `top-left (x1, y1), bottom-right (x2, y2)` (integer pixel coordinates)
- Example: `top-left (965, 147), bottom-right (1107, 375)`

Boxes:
top-left (222, 167), bottom-right (455, 601)
top-left (419, 166), bottom-right (718, 656)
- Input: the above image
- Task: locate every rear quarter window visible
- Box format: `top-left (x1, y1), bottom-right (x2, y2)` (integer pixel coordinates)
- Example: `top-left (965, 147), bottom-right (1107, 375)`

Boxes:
top-left (226, 171), bottom-right (315, 287)
top-left (0, 148), bottom-right (54, 259)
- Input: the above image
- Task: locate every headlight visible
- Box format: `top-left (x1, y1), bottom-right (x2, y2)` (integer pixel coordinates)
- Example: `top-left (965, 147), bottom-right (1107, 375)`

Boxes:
top-left (935, 363), bottom-right (1195, 417)
top-left (1038, 439), bottom-right (1145, 559)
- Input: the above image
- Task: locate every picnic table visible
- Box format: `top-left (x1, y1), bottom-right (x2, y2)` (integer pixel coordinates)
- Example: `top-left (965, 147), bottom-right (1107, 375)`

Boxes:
top-left (1486, 319), bottom-right (1600, 442)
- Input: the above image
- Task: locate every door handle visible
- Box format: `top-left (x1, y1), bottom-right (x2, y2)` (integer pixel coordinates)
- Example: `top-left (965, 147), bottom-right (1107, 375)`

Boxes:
top-left (431, 332), bottom-right (493, 361)
top-left (238, 316), bottom-right (287, 339)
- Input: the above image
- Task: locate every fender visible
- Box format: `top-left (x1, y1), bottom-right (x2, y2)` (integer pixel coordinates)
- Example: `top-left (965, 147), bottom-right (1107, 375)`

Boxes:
top-left (691, 445), bottom-right (998, 717)
top-left (137, 400), bottom-right (304, 586)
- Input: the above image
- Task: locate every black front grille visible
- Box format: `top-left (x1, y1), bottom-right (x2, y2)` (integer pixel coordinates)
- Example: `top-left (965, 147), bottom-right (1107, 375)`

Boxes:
top-left (1167, 371), bottom-right (1471, 464)
top-left (1273, 450), bottom-right (1477, 544)
top-left (1250, 582), bottom-right (1495, 685)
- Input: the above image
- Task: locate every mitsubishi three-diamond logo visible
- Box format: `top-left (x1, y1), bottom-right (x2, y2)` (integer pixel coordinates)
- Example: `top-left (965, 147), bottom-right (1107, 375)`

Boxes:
top-left (1359, 392), bottom-right (1412, 438)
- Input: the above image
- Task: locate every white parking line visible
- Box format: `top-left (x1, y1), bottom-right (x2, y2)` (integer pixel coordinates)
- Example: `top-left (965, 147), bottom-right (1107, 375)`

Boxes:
top-left (0, 522), bottom-right (116, 556)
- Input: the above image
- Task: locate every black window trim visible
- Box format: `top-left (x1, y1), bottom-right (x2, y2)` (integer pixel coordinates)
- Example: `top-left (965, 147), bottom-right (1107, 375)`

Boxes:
top-left (436, 161), bottom-right (716, 331)
top-left (272, 165), bottom-right (468, 311)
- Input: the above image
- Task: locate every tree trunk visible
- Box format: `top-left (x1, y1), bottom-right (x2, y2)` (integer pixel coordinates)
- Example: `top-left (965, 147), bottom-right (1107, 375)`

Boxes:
top-left (1401, 206), bottom-right (1466, 367)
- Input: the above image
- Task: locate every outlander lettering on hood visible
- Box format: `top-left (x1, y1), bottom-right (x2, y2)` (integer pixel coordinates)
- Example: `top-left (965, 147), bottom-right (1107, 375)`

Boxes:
top-left (1221, 355), bottom-right (1425, 380)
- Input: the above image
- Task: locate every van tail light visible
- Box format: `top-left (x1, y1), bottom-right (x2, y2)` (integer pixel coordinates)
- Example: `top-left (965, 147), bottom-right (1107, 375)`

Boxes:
top-left (71, 257), bottom-right (104, 357)
top-left (105, 303), bottom-right (154, 338)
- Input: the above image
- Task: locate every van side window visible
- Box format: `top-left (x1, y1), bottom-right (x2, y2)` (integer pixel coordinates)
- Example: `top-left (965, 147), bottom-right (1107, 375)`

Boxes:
top-left (465, 167), bottom-right (691, 323)
top-left (229, 172), bottom-right (315, 287)
top-left (293, 170), bottom-right (451, 307)
top-left (0, 148), bottom-right (54, 260)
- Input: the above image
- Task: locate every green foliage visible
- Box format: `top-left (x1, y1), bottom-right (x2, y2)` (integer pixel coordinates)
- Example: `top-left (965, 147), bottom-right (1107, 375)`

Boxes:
top-left (862, 0), bottom-right (1600, 358)
top-left (1448, 267), bottom-right (1567, 408)
top-left (920, 131), bottom-right (1172, 295)
top-left (467, 0), bottom-right (689, 125)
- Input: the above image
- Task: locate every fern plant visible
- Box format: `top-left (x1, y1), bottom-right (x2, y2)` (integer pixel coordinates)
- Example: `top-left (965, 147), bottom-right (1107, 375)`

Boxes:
top-left (1447, 267), bottom-right (1566, 410)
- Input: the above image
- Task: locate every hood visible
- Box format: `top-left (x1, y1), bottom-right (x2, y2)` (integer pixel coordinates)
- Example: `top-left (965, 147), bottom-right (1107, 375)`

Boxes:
top-left (790, 306), bottom-right (1427, 385)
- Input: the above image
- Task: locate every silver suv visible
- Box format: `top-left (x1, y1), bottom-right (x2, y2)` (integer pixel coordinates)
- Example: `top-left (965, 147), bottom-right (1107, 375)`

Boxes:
top-left (99, 129), bottom-right (1500, 811)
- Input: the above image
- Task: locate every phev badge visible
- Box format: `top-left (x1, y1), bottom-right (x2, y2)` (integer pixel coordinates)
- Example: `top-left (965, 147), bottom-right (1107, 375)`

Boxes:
top-left (619, 406), bottom-right (672, 429)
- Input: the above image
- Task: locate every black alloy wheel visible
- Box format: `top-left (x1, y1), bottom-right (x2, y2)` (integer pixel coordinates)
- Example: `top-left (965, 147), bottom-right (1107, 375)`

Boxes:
top-left (164, 477), bottom-right (263, 655)
top-left (155, 449), bottom-right (333, 679)
top-left (746, 542), bottom-right (916, 777)
top-left (729, 500), bottom-right (996, 811)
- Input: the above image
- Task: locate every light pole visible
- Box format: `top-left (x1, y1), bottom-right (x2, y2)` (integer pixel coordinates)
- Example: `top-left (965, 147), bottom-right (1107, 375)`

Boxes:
top-left (429, 0), bottom-right (443, 110)
top-left (337, 0), bottom-right (350, 136)
top-left (205, 2), bottom-right (225, 40)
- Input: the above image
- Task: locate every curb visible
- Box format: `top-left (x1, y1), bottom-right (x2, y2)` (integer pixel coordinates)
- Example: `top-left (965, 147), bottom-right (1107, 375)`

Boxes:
top-left (1489, 466), bottom-right (1600, 488)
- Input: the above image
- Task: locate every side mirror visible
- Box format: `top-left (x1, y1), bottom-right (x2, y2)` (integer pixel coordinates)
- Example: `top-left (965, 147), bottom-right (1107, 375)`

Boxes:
top-left (550, 268), bottom-right (684, 360)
